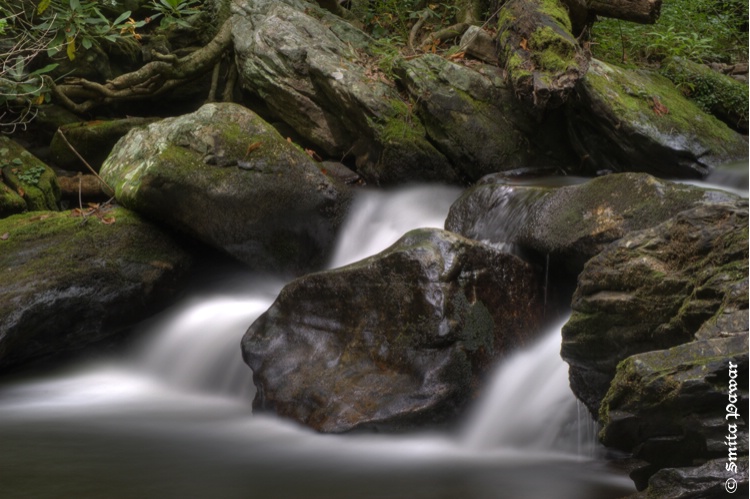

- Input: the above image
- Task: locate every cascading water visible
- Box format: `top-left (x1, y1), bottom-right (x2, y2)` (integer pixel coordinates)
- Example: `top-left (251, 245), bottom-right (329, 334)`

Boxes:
top-left (0, 184), bottom-right (634, 499)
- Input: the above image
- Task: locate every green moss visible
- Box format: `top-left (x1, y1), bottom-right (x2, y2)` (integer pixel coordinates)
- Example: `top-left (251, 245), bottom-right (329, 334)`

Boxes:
top-left (377, 98), bottom-right (426, 144)
top-left (584, 60), bottom-right (742, 151)
top-left (536, 0), bottom-right (573, 33)
top-left (0, 182), bottom-right (26, 218)
top-left (661, 57), bottom-right (748, 129)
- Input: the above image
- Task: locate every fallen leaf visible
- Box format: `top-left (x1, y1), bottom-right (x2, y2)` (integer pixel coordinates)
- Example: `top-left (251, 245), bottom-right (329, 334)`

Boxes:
top-left (16, 187), bottom-right (25, 197)
top-left (1, 232), bottom-right (9, 240)
top-left (305, 148), bottom-right (322, 162)
top-left (448, 51), bottom-right (466, 61)
top-left (244, 141), bottom-right (262, 158)
top-left (101, 216), bottom-right (116, 225)
top-left (651, 96), bottom-right (669, 116)
top-left (520, 38), bottom-right (528, 51)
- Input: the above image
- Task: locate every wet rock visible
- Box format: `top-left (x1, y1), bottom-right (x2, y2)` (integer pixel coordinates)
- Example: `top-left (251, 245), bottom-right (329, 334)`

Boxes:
top-left (599, 334), bottom-right (748, 471)
top-left (0, 136), bottom-right (60, 216)
top-left (634, 457), bottom-right (749, 499)
top-left (242, 228), bottom-right (543, 433)
top-left (231, 0), bottom-right (458, 185)
top-left (447, 173), bottom-right (736, 274)
top-left (100, 102), bottom-right (350, 274)
top-left (567, 59), bottom-right (748, 178)
top-left (561, 199), bottom-right (748, 415)
top-left (0, 207), bottom-right (194, 372)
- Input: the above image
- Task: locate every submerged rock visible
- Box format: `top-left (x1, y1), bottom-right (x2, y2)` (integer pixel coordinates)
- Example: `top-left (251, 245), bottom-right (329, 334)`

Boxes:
top-left (242, 228), bottom-right (543, 433)
top-left (567, 59), bottom-right (748, 178)
top-left (100, 102), bottom-right (350, 274)
top-left (0, 207), bottom-right (194, 372)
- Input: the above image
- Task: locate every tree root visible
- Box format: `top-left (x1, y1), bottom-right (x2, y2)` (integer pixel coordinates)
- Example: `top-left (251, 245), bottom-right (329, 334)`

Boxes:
top-left (45, 19), bottom-right (233, 114)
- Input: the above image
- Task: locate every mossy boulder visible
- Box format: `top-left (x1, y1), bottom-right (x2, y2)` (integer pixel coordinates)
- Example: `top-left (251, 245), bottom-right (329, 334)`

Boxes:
top-left (0, 207), bottom-right (195, 372)
top-left (50, 117), bottom-right (160, 172)
top-left (396, 54), bottom-right (572, 181)
top-left (446, 173), bottom-right (735, 274)
top-left (599, 334), bottom-right (748, 471)
top-left (561, 199), bottom-right (748, 417)
top-left (231, 0), bottom-right (458, 185)
top-left (661, 56), bottom-right (749, 133)
top-left (0, 136), bottom-right (60, 215)
top-left (100, 102), bottom-right (350, 274)
top-left (242, 228), bottom-right (543, 433)
top-left (567, 59), bottom-right (748, 178)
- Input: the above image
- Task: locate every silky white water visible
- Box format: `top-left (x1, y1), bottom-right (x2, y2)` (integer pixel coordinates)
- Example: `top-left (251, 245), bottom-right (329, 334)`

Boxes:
top-left (0, 184), bottom-right (632, 499)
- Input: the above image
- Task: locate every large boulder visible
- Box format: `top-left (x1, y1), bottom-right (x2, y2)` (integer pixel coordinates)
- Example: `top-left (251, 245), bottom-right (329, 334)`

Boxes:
top-left (100, 102), bottom-right (350, 274)
top-left (242, 228), bottom-right (544, 433)
top-left (600, 334), bottom-right (748, 482)
top-left (230, 0), bottom-right (459, 185)
top-left (0, 207), bottom-right (194, 371)
top-left (567, 59), bottom-right (748, 178)
top-left (561, 199), bottom-right (748, 415)
top-left (396, 54), bottom-right (574, 182)
top-left (446, 173), bottom-right (737, 273)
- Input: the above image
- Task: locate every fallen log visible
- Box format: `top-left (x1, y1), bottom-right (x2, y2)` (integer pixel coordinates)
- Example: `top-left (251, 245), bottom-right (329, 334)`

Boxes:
top-left (497, 0), bottom-right (589, 110)
top-left (587, 0), bottom-right (662, 24)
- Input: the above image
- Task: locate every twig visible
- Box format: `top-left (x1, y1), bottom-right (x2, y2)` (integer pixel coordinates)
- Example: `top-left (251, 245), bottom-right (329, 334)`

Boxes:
top-left (56, 129), bottom-right (115, 197)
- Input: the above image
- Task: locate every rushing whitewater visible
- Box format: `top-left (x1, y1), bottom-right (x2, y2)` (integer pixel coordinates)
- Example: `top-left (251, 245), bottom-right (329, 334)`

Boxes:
top-left (0, 184), bottom-right (633, 499)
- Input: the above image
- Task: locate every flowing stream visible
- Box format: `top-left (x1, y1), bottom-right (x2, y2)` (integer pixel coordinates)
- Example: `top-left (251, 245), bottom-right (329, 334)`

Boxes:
top-left (0, 183), bottom-right (642, 499)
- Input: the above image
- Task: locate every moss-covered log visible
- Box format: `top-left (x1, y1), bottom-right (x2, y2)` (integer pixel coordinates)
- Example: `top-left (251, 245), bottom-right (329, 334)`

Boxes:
top-left (497, 0), bottom-right (589, 110)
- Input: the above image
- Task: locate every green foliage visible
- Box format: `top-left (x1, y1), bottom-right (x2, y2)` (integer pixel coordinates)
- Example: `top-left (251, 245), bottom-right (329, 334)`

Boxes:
top-left (31, 0), bottom-right (146, 61)
top-left (591, 0), bottom-right (749, 65)
top-left (15, 164), bottom-right (47, 185)
top-left (148, 0), bottom-right (202, 30)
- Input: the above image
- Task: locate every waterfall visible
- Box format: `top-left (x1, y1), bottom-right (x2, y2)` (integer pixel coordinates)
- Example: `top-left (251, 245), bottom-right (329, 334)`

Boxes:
top-left (0, 184), bottom-right (634, 499)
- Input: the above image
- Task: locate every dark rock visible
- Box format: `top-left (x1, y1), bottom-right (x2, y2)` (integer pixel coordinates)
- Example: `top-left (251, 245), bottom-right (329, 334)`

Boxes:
top-left (562, 199), bottom-right (749, 415)
top-left (100, 102), bottom-right (350, 274)
top-left (567, 59), bottom-right (749, 178)
top-left (50, 117), bottom-right (160, 172)
top-left (600, 334), bottom-right (748, 467)
top-left (634, 457), bottom-right (749, 499)
top-left (242, 228), bottom-right (543, 433)
top-left (396, 54), bottom-right (569, 182)
top-left (447, 173), bottom-right (736, 274)
top-left (0, 207), bottom-right (194, 372)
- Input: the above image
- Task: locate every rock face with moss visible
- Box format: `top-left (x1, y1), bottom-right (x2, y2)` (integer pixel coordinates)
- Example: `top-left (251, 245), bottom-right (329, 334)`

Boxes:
top-left (661, 56), bottom-right (749, 133)
top-left (231, 0), bottom-right (458, 185)
top-left (567, 59), bottom-right (748, 178)
top-left (396, 54), bottom-right (574, 181)
top-left (0, 207), bottom-right (194, 372)
top-left (562, 199), bottom-right (747, 414)
top-left (446, 173), bottom-right (735, 274)
top-left (560, 199), bottom-right (748, 495)
top-left (100, 102), bottom-right (350, 274)
top-left (242, 228), bottom-right (543, 433)
top-left (0, 136), bottom-right (60, 216)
